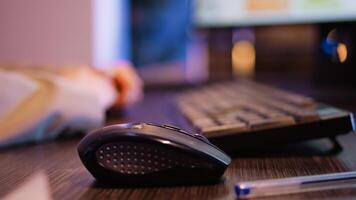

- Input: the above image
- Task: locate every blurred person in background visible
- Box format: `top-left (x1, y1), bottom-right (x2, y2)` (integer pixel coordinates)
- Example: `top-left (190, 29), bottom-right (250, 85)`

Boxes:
top-left (0, 0), bottom-right (192, 147)
top-left (61, 0), bottom-right (192, 107)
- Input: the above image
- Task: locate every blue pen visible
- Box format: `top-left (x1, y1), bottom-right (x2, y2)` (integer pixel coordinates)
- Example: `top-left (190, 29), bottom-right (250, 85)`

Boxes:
top-left (235, 171), bottom-right (356, 199)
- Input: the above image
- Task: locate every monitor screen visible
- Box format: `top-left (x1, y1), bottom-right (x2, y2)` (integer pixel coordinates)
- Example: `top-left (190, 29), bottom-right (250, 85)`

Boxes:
top-left (195, 0), bottom-right (356, 27)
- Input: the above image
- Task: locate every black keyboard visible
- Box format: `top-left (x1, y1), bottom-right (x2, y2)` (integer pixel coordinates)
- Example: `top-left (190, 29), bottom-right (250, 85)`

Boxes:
top-left (177, 80), bottom-right (355, 152)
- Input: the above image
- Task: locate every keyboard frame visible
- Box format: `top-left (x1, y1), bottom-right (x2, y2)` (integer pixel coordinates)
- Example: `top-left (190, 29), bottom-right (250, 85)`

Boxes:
top-left (177, 81), bottom-right (356, 153)
top-left (205, 104), bottom-right (355, 153)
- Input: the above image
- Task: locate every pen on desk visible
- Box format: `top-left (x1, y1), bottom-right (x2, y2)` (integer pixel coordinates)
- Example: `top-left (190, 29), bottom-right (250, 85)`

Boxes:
top-left (235, 171), bottom-right (356, 199)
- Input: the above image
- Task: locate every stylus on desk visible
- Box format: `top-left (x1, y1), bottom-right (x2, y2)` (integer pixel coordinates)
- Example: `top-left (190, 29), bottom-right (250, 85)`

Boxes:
top-left (235, 171), bottom-right (356, 199)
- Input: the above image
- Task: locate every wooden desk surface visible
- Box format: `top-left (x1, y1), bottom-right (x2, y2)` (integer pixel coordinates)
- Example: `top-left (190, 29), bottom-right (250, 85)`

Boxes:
top-left (1, 88), bottom-right (356, 200)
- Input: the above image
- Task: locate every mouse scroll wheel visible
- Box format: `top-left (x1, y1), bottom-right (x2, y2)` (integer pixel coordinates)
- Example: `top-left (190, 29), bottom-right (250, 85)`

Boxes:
top-left (162, 124), bottom-right (210, 142)
top-left (162, 124), bottom-right (184, 132)
top-left (193, 134), bottom-right (210, 143)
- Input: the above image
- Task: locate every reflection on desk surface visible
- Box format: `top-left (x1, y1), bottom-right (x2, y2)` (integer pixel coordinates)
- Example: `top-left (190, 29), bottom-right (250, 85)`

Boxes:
top-left (2, 171), bottom-right (52, 200)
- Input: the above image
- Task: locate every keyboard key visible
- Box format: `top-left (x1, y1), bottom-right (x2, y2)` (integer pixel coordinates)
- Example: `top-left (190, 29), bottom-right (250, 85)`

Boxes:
top-left (201, 123), bottom-right (248, 138)
top-left (248, 116), bottom-right (295, 130)
top-left (192, 117), bottom-right (216, 128)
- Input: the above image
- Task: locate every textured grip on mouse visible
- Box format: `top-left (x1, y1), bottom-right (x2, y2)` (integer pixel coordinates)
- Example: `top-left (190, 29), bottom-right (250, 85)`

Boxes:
top-left (96, 142), bottom-right (206, 175)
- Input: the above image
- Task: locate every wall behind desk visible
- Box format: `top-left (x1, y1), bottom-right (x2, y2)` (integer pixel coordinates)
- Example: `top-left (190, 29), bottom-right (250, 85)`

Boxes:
top-left (0, 0), bottom-right (126, 67)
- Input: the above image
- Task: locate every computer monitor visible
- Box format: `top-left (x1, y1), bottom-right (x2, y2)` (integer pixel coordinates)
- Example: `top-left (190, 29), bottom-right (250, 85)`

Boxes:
top-left (194, 0), bottom-right (356, 85)
top-left (195, 0), bottom-right (356, 27)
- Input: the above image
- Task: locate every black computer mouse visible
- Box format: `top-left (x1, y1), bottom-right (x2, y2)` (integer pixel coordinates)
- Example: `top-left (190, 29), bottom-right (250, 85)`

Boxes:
top-left (77, 122), bottom-right (231, 186)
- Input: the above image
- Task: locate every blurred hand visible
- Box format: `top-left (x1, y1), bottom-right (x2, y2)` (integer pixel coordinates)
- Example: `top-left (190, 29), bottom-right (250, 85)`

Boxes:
top-left (107, 62), bottom-right (144, 108)
top-left (59, 63), bottom-right (143, 109)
